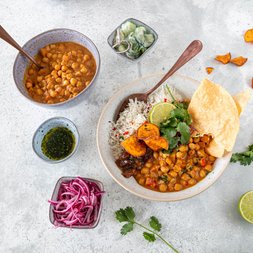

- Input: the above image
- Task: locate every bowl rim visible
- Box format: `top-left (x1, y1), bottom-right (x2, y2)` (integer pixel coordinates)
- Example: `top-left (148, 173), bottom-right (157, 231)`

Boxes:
top-left (107, 17), bottom-right (158, 62)
top-left (13, 28), bottom-right (101, 107)
top-left (48, 176), bottom-right (104, 229)
top-left (96, 72), bottom-right (231, 202)
top-left (32, 116), bottom-right (80, 163)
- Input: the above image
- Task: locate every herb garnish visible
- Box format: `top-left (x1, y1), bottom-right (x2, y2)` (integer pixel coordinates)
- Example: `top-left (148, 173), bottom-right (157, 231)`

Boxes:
top-left (231, 144), bottom-right (253, 165)
top-left (160, 86), bottom-right (192, 152)
top-left (158, 175), bottom-right (168, 183)
top-left (115, 206), bottom-right (179, 252)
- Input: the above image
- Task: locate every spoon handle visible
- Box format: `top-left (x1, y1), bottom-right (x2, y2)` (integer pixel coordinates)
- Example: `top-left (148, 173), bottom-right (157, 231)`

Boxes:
top-left (0, 25), bottom-right (40, 68)
top-left (145, 40), bottom-right (203, 97)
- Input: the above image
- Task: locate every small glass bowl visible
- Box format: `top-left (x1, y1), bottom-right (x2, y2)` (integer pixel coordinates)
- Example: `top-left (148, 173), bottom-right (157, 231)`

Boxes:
top-left (49, 176), bottom-right (104, 229)
top-left (32, 117), bottom-right (79, 163)
top-left (107, 17), bottom-right (158, 62)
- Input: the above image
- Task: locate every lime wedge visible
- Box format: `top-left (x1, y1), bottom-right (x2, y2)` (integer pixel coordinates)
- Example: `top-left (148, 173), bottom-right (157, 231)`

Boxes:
top-left (149, 102), bottom-right (175, 126)
top-left (238, 191), bottom-right (253, 224)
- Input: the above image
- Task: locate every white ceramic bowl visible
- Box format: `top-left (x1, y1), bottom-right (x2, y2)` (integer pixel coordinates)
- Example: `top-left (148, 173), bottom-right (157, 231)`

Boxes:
top-left (97, 73), bottom-right (232, 201)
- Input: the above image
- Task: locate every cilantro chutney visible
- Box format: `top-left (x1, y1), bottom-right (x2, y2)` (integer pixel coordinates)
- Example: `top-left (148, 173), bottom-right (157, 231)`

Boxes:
top-left (41, 127), bottom-right (75, 160)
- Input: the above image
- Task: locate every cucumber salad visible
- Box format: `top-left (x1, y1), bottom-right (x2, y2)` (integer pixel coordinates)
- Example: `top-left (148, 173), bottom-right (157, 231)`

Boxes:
top-left (113, 21), bottom-right (155, 59)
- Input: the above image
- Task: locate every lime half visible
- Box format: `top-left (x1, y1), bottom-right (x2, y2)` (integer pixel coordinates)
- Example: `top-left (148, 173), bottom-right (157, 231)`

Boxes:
top-left (238, 191), bottom-right (253, 224)
top-left (149, 102), bottom-right (175, 126)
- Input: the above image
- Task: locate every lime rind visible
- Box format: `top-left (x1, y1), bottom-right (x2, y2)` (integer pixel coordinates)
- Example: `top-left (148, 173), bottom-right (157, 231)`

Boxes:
top-left (238, 191), bottom-right (253, 224)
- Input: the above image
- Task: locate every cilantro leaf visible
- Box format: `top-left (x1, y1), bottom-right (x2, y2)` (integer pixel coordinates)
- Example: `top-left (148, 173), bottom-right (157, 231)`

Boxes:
top-left (160, 127), bottom-right (177, 138)
top-left (149, 216), bottom-right (162, 232)
top-left (231, 144), bottom-right (253, 166)
top-left (115, 208), bottom-right (129, 222)
top-left (177, 122), bottom-right (190, 144)
top-left (121, 222), bottom-right (134, 235)
top-left (124, 206), bottom-right (135, 221)
top-left (143, 232), bottom-right (156, 242)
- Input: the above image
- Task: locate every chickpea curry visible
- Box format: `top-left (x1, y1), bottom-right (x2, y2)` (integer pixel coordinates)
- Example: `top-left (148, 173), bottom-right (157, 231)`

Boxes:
top-left (115, 100), bottom-right (217, 193)
top-left (24, 42), bottom-right (96, 104)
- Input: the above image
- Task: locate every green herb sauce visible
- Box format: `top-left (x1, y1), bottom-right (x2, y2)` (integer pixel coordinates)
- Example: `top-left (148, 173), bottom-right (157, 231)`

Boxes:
top-left (41, 127), bottom-right (75, 160)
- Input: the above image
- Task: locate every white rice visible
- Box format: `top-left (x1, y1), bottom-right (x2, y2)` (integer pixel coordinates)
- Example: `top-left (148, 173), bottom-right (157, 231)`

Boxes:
top-left (109, 85), bottom-right (182, 159)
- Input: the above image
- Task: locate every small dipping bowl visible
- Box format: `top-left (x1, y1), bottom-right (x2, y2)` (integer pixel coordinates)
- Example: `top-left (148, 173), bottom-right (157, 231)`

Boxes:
top-left (49, 177), bottom-right (104, 229)
top-left (32, 117), bottom-right (79, 163)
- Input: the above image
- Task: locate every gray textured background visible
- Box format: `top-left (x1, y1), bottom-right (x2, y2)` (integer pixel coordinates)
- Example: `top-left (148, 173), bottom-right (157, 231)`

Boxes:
top-left (0, 0), bottom-right (253, 252)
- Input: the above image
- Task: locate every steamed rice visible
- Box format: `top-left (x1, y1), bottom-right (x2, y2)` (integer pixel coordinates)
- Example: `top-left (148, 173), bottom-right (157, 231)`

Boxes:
top-left (109, 85), bottom-right (182, 159)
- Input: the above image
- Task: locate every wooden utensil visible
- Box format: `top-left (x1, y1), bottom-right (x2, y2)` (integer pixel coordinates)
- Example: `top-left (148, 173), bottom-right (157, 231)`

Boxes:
top-left (0, 25), bottom-right (40, 68)
top-left (114, 40), bottom-right (203, 122)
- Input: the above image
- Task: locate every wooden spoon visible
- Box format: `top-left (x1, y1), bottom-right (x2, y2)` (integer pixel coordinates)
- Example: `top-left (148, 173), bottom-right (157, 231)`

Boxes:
top-left (114, 40), bottom-right (203, 122)
top-left (0, 25), bottom-right (40, 68)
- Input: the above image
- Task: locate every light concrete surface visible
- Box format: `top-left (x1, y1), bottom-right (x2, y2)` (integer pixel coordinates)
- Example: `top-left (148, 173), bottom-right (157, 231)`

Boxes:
top-left (0, 0), bottom-right (253, 252)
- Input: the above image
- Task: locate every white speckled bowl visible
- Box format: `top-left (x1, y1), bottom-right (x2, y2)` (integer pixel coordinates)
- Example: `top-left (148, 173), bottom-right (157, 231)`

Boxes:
top-left (97, 73), bottom-right (232, 202)
top-left (13, 28), bottom-right (100, 107)
top-left (32, 117), bottom-right (79, 163)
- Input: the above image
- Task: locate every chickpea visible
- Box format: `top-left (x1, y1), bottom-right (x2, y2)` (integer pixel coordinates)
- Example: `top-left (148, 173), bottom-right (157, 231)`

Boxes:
top-left (52, 54), bottom-right (57, 59)
top-left (189, 170), bottom-right (196, 178)
top-left (26, 82), bottom-right (33, 88)
top-left (57, 53), bottom-right (63, 59)
top-left (176, 151), bottom-right (184, 158)
top-left (170, 178), bottom-right (176, 185)
top-left (36, 89), bottom-right (43, 95)
top-left (56, 77), bottom-right (62, 83)
top-left (85, 81), bottom-right (91, 86)
top-left (193, 137), bottom-right (200, 143)
top-left (197, 149), bottom-right (206, 157)
top-left (77, 81), bottom-right (82, 87)
top-left (201, 135), bottom-right (210, 143)
top-left (145, 162), bottom-right (152, 168)
top-left (62, 55), bottom-right (69, 61)
top-left (180, 179), bottom-right (188, 187)
top-left (71, 62), bottom-right (79, 69)
top-left (189, 143), bottom-right (196, 150)
top-left (76, 71), bottom-right (81, 76)
top-left (66, 73), bottom-right (72, 80)
top-left (50, 44), bottom-right (56, 49)
top-left (138, 177), bottom-right (145, 185)
top-left (181, 173), bottom-right (191, 181)
top-left (47, 99), bottom-right (54, 104)
top-left (61, 65), bottom-right (68, 72)
top-left (83, 54), bottom-right (90, 61)
top-left (173, 164), bottom-right (182, 172)
top-left (70, 78), bottom-right (77, 85)
top-left (57, 70), bottom-right (62, 77)
top-left (141, 167), bottom-right (149, 174)
top-left (37, 76), bottom-right (43, 82)
top-left (159, 183), bottom-right (167, 192)
top-left (200, 170), bottom-right (206, 178)
top-left (55, 87), bottom-right (62, 93)
top-left (195, 144), bottom-right (200, 151)
top-left (63, 80), bottom-right (69, 86)
top-left (28, 69), bottom-right (34, 75)
top-left (205, 164), bottom-right (213, 172)
top-left (42, 57), bottom-right (49, 63)
top-left (71, 51), bottom-right (77, 56)
top-left (161, 166), bottom-right (169, 173)
top-left (179, 145), bottom-right (188, 152)
top-left (188, 179), bottom-right (197, 185)
top-left (174, 184), bottom-right (183, 191)
top-left (65, 90), bottom-right (70, 97)
top-left (49, 90), bottom-right (57, 98)
top-left (46, 52), bottom-right (52, 58)
top-left (209, 156), bottom-right (216, 162)
top-left (54, 64), bottom-right (61, 71)
top-left (81, 67), bottom-right (88, 73)
top-left (169, 171), bottom-right (177, 178)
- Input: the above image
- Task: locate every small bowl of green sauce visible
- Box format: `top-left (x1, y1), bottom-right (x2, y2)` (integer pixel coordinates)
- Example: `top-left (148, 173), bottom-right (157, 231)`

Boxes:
top-left (32, 117), bottom-right (79, 163)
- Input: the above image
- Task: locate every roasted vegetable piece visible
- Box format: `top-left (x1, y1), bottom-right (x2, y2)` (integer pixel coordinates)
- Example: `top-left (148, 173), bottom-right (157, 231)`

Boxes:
top-left (137, 122), bottom-right (160, 140)
top-left (121, 135), bottom-right (146, 157)
top-left (215, 52), bottom-right (231, 64)
top-left (244, 29), bottom-right (253, 42)
top-left (206, 67), bottom-right (214, 74)
top-left (230, 56), bottom-right (247, 66)
top-left (144, 136), bottom-right (169, 151)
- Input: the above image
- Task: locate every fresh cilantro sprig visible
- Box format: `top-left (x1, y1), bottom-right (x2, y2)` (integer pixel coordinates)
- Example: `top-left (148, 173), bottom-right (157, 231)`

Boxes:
top-left (115, 207), bottom-right (179, 253)
top-left (160, 86), bottom-right (192, 152)
top-left (231, 144), bottom-right (253, 165)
